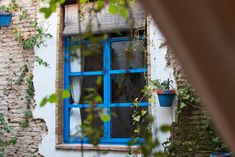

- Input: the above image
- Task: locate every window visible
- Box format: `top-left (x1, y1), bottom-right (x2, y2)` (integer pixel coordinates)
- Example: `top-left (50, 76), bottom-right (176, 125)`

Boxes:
top-left (64, 35), bottom-right (148, 145)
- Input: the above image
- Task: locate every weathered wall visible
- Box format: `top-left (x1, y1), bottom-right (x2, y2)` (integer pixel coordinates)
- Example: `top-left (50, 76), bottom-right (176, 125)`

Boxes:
top-left (148, 17), bottom-right (177, 150)
top-left (0, 0), bottom-right (47, 156)
top-left (165, 43), bottom-right (216, 156)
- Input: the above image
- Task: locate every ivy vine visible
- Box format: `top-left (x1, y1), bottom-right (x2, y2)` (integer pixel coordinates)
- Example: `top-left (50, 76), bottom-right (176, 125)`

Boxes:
top-left (0, 114), bottom-right (17, 157)
top-left (0, 0), bottom-right (52, 49)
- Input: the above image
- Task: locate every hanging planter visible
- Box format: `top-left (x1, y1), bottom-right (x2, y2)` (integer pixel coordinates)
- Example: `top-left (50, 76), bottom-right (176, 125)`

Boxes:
top-left (0, 13), bottom-right (12, 27)
top-left (210, 152), bottom-right (232, 157)
top-left (152, 79), bottom-right (176, 107)
top-left (156, 89), bottom-right (176, 107)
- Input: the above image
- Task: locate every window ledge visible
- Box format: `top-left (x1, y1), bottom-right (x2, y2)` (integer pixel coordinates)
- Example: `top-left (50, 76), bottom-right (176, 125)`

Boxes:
top-left (56, 144), bottom-right (140, 152)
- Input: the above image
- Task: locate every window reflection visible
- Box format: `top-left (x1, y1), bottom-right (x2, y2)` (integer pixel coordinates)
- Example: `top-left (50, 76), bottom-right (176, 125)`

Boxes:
top-left (111, 40), bottom-right (145, 70)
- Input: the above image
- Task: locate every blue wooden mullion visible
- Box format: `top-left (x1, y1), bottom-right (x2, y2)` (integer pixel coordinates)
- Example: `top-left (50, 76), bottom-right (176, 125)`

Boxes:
top-left (64, 36), bottom-right (70, 142)
top-left (69, 71), bottom-right (103, 76)
top-left (66, 137), bottom-right (144, 145)
top-left (110, 102), bottom-right (148, 108)
top-left (68, 104), bottom-right (104, 108)
top-left (110, 68), bottom-right (147, 74)
top-left (103, 39), bottom-right (109, 140)
top-left (106, 37), bottom-right (111, 141)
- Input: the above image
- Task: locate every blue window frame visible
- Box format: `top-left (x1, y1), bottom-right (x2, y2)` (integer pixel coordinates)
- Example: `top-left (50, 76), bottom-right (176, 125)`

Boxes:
top-left (64, 35), bottom-right (148, 145)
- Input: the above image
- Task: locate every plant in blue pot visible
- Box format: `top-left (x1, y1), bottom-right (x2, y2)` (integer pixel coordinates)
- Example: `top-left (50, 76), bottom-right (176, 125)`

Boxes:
top-left (210, 139), bottom-right (232, 157)
top-left (0, 5), bottom-right (13, 27)
top-left (153, 79), bottom-right (176, 107)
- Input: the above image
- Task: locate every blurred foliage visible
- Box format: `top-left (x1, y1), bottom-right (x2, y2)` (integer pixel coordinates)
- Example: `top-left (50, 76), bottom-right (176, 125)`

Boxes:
top-left (40, 0), bottom-right (135, 19)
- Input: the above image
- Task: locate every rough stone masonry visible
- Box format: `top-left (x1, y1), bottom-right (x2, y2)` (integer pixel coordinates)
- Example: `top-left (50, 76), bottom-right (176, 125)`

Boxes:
top-left (0, 0), bottom-right (47, 156)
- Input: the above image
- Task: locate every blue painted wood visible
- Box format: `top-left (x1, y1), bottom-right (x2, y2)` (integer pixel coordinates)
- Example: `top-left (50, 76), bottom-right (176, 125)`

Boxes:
top-left (64, 36), bottom-right (148, 145)
top-left (210, 153), bottom-right (232, 157)
top-left (64, 36), bottom-right (70, 142)
top-left (106, 37), bottom-right (111, 142)
top-left (110, 102), bottom-right (148, 107)
top-left (66, 137), bottom-right (144, 145)
top-left (110, 68), bottom-right (147, 74)
top-left (68, 102), bottom-right (148, 108)
top-left (0, 13), bottom-right (12, 27)
top-left (68, 104), bottom-right (104, 108)
top-left (69, 71), bottom-right (103, 76)
top-left (103, 38), bottom-right (110, 141)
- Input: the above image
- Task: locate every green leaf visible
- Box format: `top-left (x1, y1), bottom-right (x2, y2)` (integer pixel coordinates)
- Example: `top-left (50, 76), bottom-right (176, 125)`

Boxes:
top-left (120, 7), bottom-right (128, 17)
top-left (94, 95), bottom-right (102, 103)
top-left (141, 110), bottom-right (147, 116)
top-left (96, 76), bottom-right (103, 86)
top-left (160, 124), bottom-right (171, 132)
top-left (134, 128), bottom-right (140, 134)
top-left (133, 98), bottom-right (139, 107)
top-left (9, 137), bottom-right (17, 145)
top-left (24, 110), bottom-right (33, 118)
top-left (39, 8), bottom-right (51, 18)
top-left (100, 112), bottom-right (110, 122)
top-left (133, 115), bottom-right (141, 122)
top-left (95, 0), bottom-right (104, 11)
top-left (48, 93), bottom-right (59, 103)
top-left (40, 96), bottom-right (48, 107)
top-left (80, 0), bottom-right (88, 3)
top-left (108, 5), bottom-right (118, 14)
top-left (62, 90), bottom-right (70, 99)
top-left (179, 102), bottom-right (187, 109)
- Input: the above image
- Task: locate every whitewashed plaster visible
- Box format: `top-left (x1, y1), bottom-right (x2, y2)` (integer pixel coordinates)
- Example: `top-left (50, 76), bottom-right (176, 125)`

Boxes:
top-left (149, 17), bottom-right (177, 149)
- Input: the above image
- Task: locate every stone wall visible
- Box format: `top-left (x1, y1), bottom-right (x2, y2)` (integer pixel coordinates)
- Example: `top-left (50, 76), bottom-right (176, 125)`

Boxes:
top-left (0, 0), bottom-right (47, 156)
top-left (165, 49), bottom-right (217, 156)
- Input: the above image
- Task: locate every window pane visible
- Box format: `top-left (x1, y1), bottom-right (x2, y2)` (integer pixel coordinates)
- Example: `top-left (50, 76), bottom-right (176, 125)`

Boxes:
top-left (111, 40), bottom-right (146, 70)
top-left (80, 108), bottom-right (104, 137)
top-left (70, 44), bottom-right (103, 72)
top-left (111, 107), bottom-right (148, 138)
top-left (70, 76), bottom-right (103, 104)
top-left (111, 73), bottom-right (147, 103)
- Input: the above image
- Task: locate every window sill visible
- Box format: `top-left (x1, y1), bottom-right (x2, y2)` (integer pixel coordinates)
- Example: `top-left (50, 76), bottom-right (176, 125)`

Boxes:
top-left (55, 144), bottom-right (140, 152)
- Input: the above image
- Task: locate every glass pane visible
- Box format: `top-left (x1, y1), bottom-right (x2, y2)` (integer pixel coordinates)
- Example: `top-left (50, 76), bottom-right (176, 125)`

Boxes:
top-left (111, 40), bottom-right (146, 70)
top-left (80, 108), bottom-right (104, 137)
top-left (111, 73), bottom-right (147, 103)
top-left (70, 76), bottom-right (103, 104)
top-left (70, 44), bottom-right (103, 72)
top-left (111, 107), bottom-right (148, 138)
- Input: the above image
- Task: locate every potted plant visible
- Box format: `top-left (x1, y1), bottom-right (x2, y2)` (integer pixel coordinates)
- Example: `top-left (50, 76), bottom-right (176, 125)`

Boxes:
top-left (210, 133), bottom-right (232, 157)
top-left (210, 152), bottom-right (232, 157)
top-left (210, 142), bottom-right (232, 157)
top-left (0, 6), bottom-right (12, 27)
top-left (153, 79), bottom-right (176, 107)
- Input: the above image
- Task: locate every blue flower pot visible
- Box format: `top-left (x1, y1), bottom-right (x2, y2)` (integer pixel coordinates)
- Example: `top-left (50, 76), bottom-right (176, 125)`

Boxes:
top-left (156, 90), bottom-right (175, 107)
top-left (0, 13), bottom-right (12, 27)
top-left (210, 152), bottom-right (232, 157)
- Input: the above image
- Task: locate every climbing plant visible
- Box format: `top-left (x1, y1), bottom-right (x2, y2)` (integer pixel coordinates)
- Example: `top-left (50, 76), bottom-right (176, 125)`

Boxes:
top-left (0, 114), bottom-right (17, 157)
top-left (0, 0), bottom-right (52, 49)
top-left (162, 85), bottom-right (230, 156)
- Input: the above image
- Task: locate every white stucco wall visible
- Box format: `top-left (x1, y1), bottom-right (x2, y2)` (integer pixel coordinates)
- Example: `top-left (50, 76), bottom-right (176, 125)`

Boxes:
top-left (33, 12), bottom-right (176, 156)
top-left (149, 18), bottom-right (177, 149)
